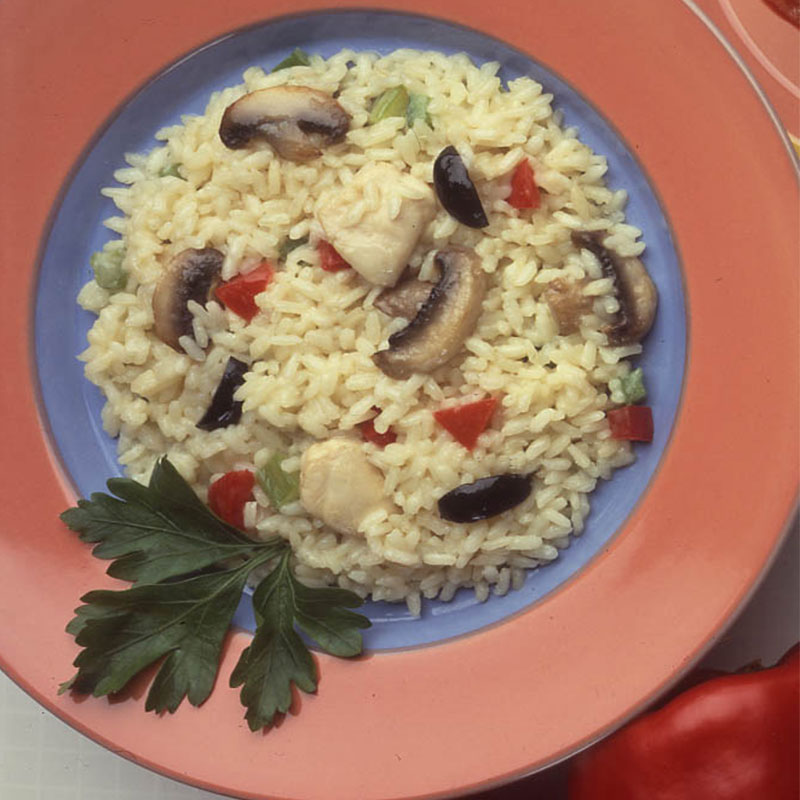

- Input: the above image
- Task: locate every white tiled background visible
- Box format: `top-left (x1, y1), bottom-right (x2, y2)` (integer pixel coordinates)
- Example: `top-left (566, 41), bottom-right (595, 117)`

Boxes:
top-left (1, 521), bottom-right (797, 800)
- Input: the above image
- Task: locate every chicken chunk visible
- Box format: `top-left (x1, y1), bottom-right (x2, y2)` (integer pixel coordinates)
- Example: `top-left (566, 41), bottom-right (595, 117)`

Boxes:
top-left (315, 163), bottom-right (436, 287)
top-left (300, 438), bottom-right (395, 536)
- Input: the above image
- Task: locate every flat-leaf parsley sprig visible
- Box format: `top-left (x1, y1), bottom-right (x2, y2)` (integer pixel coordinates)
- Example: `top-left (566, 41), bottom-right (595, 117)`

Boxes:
top-left (59, 457), bottom-right (370, 729)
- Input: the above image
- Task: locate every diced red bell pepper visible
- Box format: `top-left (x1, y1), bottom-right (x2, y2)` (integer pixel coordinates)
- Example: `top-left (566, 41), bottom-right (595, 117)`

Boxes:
top-left (508, 159), bottom-right (541, 210)
top-left (317, 240), bottom-right (351, 272)
top-left (214, 261), bottom-right (274, 322)
top-left (359, 408), bottom-right (398, 448)
top-left (207, 470), bottom-right (255, 530)
top-left (607, 405), bottom-right (654, 442)
top-left (434, 396), bottom-right (498, 450)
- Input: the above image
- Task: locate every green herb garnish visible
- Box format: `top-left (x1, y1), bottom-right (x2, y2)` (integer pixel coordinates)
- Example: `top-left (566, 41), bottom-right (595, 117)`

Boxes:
top-left (89, 240), bottom-right (127, 292)
top-left (257, 452), bottom-right (301, 508)
top-left (61, 456), bottom-right (268, 584)
top-left (271, 48), bottom-right (311, 72)
top-left (406, 92), bottom-right (432, 127)
top-left (59, 457), bottom-right (369, 729)
top-left (369, 85), bottom-right (409, 124)
top-left (620, 367), bottom-right (647, 404)
top-left (278, 234), bottom-right (310, 262)
top-left (231, 549), bottom-right (369, 731)
top-left (158, 162), bottom-right (184, 179)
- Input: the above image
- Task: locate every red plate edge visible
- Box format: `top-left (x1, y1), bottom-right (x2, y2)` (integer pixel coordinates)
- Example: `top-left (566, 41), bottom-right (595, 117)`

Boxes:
top-left (0, 1), bottom-right (797, 799)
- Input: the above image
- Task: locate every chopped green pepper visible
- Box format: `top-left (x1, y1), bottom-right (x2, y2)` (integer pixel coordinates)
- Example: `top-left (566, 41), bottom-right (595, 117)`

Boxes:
top-left (158, 162), bottom-right (184, 179)
top-left (257, 453), bottom-right (300, 508)
top-left (406, 92), bottom-right (432, 127)
top-left (271, 48), bottom-right (311, 73)
top-left (278, 234), bottom-right (310, 262)
top-left (369, 86), bottom-right (409, 124)
top-left (620, 367), bottom-right (647, 404)
top-left (90, 240), bottom-right (127, 291)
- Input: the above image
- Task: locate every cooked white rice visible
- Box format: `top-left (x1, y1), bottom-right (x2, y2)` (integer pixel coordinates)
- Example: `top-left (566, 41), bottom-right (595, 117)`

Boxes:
top-left (77, 48), bottom-right (646, 611)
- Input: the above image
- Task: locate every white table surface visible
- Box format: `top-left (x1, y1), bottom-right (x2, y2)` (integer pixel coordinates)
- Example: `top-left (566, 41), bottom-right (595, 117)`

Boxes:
top-left (1, 519), bottom-right (797, 800)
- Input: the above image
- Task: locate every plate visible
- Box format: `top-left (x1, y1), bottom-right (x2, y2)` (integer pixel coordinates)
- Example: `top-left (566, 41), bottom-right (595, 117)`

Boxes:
top-left (34, 10), bottom-right (686, 651)
top-left (1, 1), bottom-right (797, 799)
top-left (717, 0), bottom-right (800, 137)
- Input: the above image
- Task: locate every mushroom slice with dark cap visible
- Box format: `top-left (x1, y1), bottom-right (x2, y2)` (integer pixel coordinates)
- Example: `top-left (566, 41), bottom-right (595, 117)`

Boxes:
top-left (373, 246), bottom-right (487, 379)
top-left (374, 274), bottom-right (436, 319)
top-left (543, 278), bottom-right (593, 335)
top-left (219, 86), bottom-right (350, 162)
top-left (571, 231), bottom-right (657, 345)
top-left (152, 247), bottom-right (224, 351)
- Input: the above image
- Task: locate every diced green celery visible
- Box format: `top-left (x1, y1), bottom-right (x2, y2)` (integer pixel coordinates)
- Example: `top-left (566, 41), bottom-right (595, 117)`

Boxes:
top-left (158, 162), bottom-right (184, 179)
top-left (620, 367), bottom-right (647, 404)
top-left (278, 234), bottom-right (310, 262)
top-left (406, 93), bottom-right (432, 127)
top-left (257, 453), bottom-right (300, 508)
top-left (271, 48), bottom-right (311, 72)
top-left (369, 86), bottom-right (409, 124)
top-left (90, 240), bottom-right (127, 291)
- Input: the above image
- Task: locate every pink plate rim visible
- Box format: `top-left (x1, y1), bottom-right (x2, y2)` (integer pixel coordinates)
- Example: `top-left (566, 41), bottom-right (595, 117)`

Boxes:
top-left (0, 1), bottom-right (797, 798)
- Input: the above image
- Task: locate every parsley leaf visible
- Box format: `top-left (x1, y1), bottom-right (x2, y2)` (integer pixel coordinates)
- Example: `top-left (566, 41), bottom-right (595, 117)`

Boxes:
top-left (61, 553), bottom-right (274, 711)
top-left (230, 549), bottom-right (370, 730)
top-left (60, 457), bottom-right (278, 584)
top-left (60, 457), bottom-right (370, 730)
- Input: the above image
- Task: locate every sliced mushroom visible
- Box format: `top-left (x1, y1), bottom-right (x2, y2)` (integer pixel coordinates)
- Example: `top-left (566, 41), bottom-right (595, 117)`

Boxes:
top-left (542, 278), bottom-right (593, 335)
top-left (219, 86), bottom-right (350, 162)
top-left (152, 248), bottom-right (223, 351)
top-left (300, 438), bottom-right (395, 536)
top-left (374, 275), bottom-right (435, 318)
top-left (315, 162), bottom-right (436, 287)
top-left (373, 246), bottom-right (487, 379)
top-left (571, 231), bottom-right (657, 345)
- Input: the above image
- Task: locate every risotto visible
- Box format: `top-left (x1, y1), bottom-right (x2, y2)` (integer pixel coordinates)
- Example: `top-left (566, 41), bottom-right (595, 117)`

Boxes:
top-left (77, 48), bottom-right (657, 614)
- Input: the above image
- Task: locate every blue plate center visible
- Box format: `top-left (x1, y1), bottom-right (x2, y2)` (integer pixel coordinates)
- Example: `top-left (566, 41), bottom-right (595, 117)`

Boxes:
top-left (34, 11), bottom-right (686, 650)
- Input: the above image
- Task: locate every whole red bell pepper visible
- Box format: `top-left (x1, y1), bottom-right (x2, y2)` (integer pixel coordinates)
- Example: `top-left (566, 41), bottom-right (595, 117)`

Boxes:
top-left (568, 643), bottom-right (800, 800)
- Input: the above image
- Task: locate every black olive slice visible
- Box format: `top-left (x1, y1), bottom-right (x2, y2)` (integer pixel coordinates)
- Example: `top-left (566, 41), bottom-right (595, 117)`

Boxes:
top-left (433, 145), bottom-right (489, 228)
top-left (438, 474), bottom-right (532, 523)
top-left (196, 357), bottom-right (249, 431)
